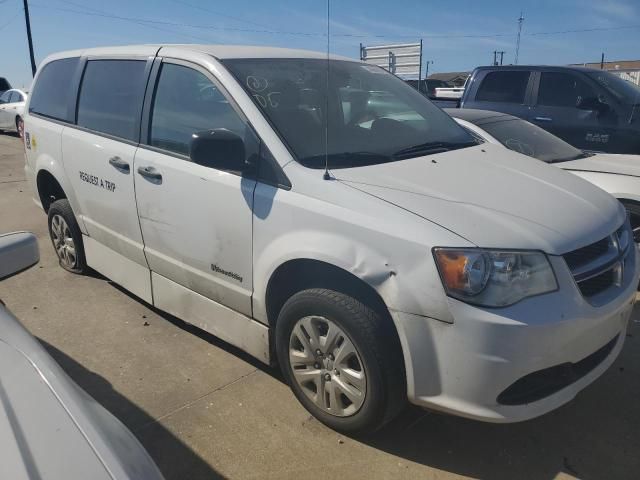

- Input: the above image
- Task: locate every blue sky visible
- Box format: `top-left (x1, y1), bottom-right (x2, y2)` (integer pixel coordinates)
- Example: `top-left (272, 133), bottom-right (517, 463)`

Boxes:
top-left (2, 0), bottom-right (639, 88)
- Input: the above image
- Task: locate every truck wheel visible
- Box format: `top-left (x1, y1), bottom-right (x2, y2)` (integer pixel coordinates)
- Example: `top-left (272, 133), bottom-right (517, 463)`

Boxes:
top-left (276, 288), bottom-right (405, 433)
top-left (47, 199), bottom-right (87, 274)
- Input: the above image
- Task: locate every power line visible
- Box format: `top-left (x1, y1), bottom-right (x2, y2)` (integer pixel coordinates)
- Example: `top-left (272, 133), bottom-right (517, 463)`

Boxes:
top-left (28, 3), bottom-right (640, 41)
top-left (168, 0), bottom-right (271, 29)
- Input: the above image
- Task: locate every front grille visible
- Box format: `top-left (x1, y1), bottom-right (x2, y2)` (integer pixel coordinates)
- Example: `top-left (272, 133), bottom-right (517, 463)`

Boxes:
top-left (577, 269), bottom-right (615, 297)
top-left (497, 334), bottom-right (619, 405)
top-left (563, 222), bottom-right (631, 301)
top-left (563, 237), bottom-right (610, 270)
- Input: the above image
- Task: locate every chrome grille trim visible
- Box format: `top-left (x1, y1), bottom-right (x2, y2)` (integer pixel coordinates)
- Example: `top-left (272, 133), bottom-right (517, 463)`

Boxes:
top-left (564, 221), bottom-right (632, 300)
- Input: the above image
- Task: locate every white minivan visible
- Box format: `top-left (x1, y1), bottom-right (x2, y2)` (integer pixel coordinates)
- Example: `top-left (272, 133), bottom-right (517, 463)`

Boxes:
top-left (24, 45), bottom-right (638, 433)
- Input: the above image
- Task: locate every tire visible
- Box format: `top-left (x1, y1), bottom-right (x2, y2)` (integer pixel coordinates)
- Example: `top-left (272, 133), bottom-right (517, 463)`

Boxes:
top-left (276, 288), bottom-right (405, 434)
top-left (47, 199), bottom-right (88, 274)
top-left (16, 116), bottom-right (24, 138)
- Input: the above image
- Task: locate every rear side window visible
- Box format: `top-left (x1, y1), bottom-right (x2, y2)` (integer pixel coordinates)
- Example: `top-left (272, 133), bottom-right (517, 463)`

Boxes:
top-left (149, 63), bottom-right (246, 155)
top-left (29, 57), bottom-right (79, 121)
top-left (538, 72), bottom-right (597, 108)
top-left (77, 60), bottom-right (147, 141)
top-left (476, 71), bottom-right (530, 104)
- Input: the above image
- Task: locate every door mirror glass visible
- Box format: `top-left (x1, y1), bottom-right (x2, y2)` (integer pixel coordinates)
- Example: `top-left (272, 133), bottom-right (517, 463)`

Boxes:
top-left (576, 95), bottom-right (609, 112)
top-left (190, 129), bottom-right (248, 172)
top-left (0, 232), bottom-right (39, 280)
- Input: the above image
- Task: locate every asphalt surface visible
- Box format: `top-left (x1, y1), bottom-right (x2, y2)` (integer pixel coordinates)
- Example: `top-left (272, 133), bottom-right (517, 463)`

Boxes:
top-left (1, 133), bottom-right (639, 480)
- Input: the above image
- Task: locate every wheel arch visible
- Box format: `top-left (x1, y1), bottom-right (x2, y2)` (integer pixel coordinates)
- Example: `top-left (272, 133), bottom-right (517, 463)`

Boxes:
top-left (36, 169), bottom-right (67, 212)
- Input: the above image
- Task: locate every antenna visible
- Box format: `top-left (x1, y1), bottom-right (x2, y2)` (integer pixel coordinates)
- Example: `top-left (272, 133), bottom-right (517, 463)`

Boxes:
top-left (515, 12), bottom-right (524, 65)
top-left (323, 0), bottom-right (331, 180)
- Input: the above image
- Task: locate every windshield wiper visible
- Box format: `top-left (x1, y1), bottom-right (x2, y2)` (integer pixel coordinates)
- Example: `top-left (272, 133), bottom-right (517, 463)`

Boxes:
top-left (299, 151), bottom-right (391, 169)
top-left (392, 141), bottom-right (477, 160)
top-left (547, 151), bottom-right (596, 163)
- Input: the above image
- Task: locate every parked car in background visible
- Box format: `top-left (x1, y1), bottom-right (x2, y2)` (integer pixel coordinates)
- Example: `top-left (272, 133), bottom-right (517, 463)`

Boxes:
top-left (0, 77), bottom-right (11, 95)
top-left (0, 232), bottom-right (164, 480)
top-left (459, 65), bottom-right (640, 154)
top-left (24, 45), bottom-right (638, 433)
top-left (406, 78), bottom-right (453, 99)
top-left (0, 88), bottom-right (27, 137)
top-left (448, 108), bottom-right (640, 241)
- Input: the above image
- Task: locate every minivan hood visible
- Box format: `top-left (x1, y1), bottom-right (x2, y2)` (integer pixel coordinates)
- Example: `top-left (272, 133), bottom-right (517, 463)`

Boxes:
top-left (333, 144), bottom-right (624, 254)
top-left (560, 153), bottom-right (640, 177)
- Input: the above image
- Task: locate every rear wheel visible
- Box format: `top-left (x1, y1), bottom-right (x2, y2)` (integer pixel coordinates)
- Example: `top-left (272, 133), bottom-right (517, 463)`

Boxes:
top-left (16, 116), bottom-right (24, 138)
top-left (47, 199), bottom-right (88, 274)
top-left (276, 288), bottom-right (405, 433)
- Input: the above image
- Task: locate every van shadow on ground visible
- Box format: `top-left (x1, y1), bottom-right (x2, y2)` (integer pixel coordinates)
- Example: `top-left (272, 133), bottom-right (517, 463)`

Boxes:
top-left (39, 340), bottom-right (225, 480)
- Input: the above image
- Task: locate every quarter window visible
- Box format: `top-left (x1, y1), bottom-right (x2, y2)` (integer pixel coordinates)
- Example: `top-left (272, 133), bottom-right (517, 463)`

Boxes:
top-left (77, 60), bottom-right (147, 141)
top-left (538, 72), bottom-right (596, 108)
top-left (149, 63), bottom-right (247, 156)
top-left (29, 57), bottom-right (79, 121)
top-left (476, 71), bottom-right (531, 104)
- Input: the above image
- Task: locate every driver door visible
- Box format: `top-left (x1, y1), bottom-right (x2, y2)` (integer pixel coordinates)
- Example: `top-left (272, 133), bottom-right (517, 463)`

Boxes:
top-left (529, 71), bottom-right (616, 150)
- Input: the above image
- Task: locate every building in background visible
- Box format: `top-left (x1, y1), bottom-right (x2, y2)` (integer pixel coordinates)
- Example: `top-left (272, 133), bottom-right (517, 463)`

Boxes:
top-left (571, 60), bottom-right (640, 85)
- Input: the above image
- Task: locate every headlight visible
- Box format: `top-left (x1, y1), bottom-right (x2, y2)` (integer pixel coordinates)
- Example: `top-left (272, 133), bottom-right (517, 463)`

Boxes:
top-left (433, 248), bottom-right (558, 307)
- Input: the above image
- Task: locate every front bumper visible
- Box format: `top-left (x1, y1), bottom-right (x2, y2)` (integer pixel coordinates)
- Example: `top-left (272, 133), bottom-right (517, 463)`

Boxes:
top-left (392, 249), bottom-right (639, 423)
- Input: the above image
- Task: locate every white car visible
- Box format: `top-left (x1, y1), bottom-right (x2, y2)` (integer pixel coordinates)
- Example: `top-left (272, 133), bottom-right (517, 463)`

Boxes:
top-left (23, 45), bottom-right (638, 433)
top-left (0, 232), bottom-right (164, 480)
top-left (0, 88), bottom-right (27, 137)
top-left (434, 86), bottom-right (465, 100)
top-left (447, 108), bottom-right (640, 241)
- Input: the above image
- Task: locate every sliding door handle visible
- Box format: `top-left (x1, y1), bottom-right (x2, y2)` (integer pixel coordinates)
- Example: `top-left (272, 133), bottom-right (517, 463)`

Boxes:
top-left (108, 156), bottom-right (130, 173)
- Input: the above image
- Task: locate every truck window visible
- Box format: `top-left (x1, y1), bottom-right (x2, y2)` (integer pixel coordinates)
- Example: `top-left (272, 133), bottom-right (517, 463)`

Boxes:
top-left (476, 71), bottom-right (530, 104)
top-left (77, 60), bottom-right (147, 141)
top-left (149, 63), bottom-right (247, 156)
top-left (29, 57), bottom-right (79, 122)
top-left (538, 72), bottom-right (596, 108)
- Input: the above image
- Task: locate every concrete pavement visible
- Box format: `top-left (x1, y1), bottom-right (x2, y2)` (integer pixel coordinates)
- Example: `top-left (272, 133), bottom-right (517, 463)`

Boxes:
top-left (1, 133), bottom-right (639, 479)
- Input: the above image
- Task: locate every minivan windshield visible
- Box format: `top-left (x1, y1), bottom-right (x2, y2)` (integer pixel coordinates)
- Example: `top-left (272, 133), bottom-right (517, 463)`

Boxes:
top-left (585, 70), bottom-right (640, 104)
top-left (222, 58), bottom-right (476, 168)
top-left (478, 117), bottom-right (590, 163)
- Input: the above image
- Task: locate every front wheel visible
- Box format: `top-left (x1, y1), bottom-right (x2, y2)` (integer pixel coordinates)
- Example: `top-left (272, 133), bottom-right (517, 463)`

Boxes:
top-left (276, 288), bottom-right (405, 433)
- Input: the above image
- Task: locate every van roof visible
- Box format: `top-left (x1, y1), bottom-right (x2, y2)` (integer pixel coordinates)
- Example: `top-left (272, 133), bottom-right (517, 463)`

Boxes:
top-left (42, 44), bottom-right (354, 62)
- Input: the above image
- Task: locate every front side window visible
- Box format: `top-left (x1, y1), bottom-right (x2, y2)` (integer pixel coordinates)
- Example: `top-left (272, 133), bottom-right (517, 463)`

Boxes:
top-left (29, 57), bottom-right (79, 121)
top-left (479, 118), bottom-right (586, 162)
top-left (222, 58), bottom-right (474, 169)
top-left (476, 71), bottom-right (530, 104)
top-left (77, 60), bottom-right (147, 141)
top-left (149, 63), bottom-right (247, 156)
top-left (538, 72), bottom-right (596, 108)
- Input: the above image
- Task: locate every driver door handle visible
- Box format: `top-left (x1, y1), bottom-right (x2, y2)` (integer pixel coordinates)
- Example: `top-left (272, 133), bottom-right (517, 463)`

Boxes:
top-left (534, 116), bottom-right (553, 122)
top-left (137, 165), bottom-right (162, 182)
top-left (108, 156), bottom-right (130, 173)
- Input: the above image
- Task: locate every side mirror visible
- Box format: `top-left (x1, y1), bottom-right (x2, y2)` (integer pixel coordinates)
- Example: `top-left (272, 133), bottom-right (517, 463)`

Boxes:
top-left (190, 129), bottom-right (248, 172)
top-left (576, 95), bottom-right (609, 113)
top-left (0, 232), bottom-right (39, 280)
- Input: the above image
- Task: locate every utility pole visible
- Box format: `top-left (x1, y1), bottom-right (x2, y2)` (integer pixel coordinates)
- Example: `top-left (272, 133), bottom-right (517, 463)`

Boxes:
top-left (515, 12), bottom-right (524, 65)
top-left (424, 60), bottom-right (433, 80)
top-left (600, 52), bottom-right (605, 70)
top-left (23, 0), bottom-right (36, 76)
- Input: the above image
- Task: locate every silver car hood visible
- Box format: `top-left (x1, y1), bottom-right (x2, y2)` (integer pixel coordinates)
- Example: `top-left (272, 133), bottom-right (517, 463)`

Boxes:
top-left (560, 153), bottom-right (640, 177)
top-left (333, 144), bottom-right (624, 254)
top-left (0, 306), bottom-right (164, 480)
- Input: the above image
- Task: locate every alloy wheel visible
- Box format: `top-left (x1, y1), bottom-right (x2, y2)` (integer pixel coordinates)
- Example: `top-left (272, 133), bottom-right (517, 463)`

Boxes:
top-left (50, 214), bottom-right (77, 269)
top-left (289, 315), bottom-right (366, 417)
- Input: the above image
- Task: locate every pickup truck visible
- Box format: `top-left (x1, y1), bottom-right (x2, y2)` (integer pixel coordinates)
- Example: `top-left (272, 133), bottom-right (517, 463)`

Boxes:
top-left (459, 65), bottom-right (640, 154)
